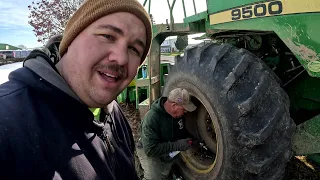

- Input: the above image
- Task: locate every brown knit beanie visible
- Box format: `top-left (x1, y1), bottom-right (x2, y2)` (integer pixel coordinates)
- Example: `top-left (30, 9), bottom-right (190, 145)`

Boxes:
top-left (59, 0), bottom-right (152, 63)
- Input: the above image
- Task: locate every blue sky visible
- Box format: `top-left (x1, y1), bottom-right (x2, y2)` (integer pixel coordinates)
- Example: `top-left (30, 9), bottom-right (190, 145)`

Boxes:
top-left (0, 0), bottom-right (42, 48)
top-left (0, 0), bottom-right (206, 49)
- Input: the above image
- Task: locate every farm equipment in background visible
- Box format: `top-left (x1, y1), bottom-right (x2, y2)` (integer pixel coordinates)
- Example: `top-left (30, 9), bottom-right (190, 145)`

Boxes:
top-left (118, 0), bottom-right (320, 179)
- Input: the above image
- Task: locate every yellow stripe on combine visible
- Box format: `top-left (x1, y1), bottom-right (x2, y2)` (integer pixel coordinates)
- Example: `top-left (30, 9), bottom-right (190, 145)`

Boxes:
top-left (210, 0), bottom-right (320, 25)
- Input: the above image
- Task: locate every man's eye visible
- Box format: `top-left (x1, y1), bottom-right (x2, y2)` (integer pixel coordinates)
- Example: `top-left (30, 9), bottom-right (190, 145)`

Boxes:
top-left (102, 34), bottom-right (115, 41)
top-left (129, 47), bottom-right (140, 56)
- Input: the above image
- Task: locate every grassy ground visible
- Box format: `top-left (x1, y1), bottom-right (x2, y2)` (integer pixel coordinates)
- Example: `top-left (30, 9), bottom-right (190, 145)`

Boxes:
top-left (120, 103), bottom-right (320, 180)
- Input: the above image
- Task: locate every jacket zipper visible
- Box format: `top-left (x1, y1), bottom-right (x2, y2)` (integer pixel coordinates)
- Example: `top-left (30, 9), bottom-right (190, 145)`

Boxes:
top-left (102, 130), bottom-right (115, 153)
top-left (106, 115), bottom-right (124, 179)
top-left (101, 115), bottom-right (120, 178)
top-left (105, 115), bottom-right (125, 180)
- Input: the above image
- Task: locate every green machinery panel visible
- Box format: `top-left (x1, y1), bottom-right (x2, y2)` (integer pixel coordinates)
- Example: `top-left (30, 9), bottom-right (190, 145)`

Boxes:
top-left (205, 0), bottom-right (320, 77)
top-left (140, 0), bottom-right (320, 164)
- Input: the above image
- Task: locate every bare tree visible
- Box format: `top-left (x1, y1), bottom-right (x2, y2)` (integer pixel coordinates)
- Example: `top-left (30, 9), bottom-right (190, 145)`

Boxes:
top-left (28, 0), bottom-right (84, 44)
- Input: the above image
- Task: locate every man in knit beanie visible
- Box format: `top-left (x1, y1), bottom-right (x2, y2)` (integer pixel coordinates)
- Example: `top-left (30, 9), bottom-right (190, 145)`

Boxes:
top-left (0, 0), bottom-right (152, 179)
top-left (57, 0), bottom-right (152, 108)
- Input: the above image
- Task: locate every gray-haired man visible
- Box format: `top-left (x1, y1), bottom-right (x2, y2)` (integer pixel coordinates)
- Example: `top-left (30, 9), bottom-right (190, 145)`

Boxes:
top-left (137, 88), bottom-right (197, 180)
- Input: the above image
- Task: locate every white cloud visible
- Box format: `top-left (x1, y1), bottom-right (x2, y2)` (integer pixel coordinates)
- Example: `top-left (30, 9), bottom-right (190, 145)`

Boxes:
top-left (0, 0), bottom-right (40, 48)
top-left (0, 0), bottom-right (30, 27)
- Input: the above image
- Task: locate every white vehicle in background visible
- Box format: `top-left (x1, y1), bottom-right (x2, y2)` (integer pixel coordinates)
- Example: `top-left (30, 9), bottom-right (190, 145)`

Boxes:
top-left (0, 62), bottom-right (23, 85)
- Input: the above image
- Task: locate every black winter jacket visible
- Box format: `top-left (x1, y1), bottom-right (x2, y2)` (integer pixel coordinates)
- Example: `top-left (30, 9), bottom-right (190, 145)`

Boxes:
top-left (0, 54), bottom-right (138, 179)
top-left (140, 97), bottom-right (190, 158)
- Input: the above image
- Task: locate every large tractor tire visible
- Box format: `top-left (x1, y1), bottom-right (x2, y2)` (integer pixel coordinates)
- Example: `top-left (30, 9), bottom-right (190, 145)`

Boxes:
top-left (162, 43), bottom-right (296, 180)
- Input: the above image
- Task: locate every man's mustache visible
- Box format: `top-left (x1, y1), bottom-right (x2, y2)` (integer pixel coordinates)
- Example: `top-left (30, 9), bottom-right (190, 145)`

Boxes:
top-left (97, 63), bottom-right (127, 79)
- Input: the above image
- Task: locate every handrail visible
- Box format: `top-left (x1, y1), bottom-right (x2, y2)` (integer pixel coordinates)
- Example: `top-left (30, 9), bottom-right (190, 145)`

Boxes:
top-left (192, 0), bottom-right (197, 14)
top-left (167, 0), bottom-right (177, 25)
top-left (143, 0), bottom-right (197, 27)
top-left (182, 0), bottom-right (186, 18)
top-left (142, 0), bottom-right (151, 14)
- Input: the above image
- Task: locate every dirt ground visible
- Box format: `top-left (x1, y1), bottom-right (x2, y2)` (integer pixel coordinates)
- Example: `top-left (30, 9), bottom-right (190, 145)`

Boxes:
top-left (119, 102), bottom-right (320, 180)
top-left (119, 103), bottom-right (144, 179)
top-left (0, 58), bottom-right (24, 66)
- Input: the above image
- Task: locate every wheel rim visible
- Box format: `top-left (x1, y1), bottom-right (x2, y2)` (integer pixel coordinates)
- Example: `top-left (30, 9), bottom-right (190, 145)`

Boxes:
top-left (180, 95), bottom-right (221, 174)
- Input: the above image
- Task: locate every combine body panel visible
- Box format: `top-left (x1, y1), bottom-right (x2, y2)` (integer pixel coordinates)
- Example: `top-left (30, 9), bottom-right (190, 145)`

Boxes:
top-left (206, 0), bottom-right (320, 77)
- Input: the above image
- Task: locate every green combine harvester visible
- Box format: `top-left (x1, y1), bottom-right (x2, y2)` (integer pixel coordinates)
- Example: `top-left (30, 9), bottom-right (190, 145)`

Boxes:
top-left (118, 0), bottom-right (320, 179)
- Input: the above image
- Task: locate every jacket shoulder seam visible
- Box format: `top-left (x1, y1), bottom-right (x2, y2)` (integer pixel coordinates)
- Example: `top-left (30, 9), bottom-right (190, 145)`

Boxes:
top-left (0, 86), bottom-right (27, 99)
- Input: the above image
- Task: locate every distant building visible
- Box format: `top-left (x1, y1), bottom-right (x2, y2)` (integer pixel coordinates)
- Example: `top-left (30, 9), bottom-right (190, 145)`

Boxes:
top-left (161, 38), bottom-right (177, 53)
top-left (0, 50), bottom-right (32, 59)
top-left (0, 43), bottom-right (31, 59)
top-left (0, 43), bottom-right (21, 50)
